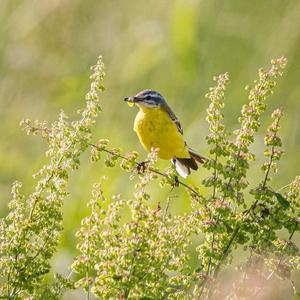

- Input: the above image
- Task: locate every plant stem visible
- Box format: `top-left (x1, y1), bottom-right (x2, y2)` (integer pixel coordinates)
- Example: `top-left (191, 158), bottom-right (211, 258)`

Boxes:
top-left (89, 143), bottom-right (202, 198)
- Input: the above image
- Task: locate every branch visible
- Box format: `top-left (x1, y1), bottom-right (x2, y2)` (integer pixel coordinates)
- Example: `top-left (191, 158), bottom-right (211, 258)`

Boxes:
top-left (213, 226), bottom-right (240, 278)
top-left (212, 110), bottom-right (283, 279)
top-left (89, 143), bottom-right (201, 198)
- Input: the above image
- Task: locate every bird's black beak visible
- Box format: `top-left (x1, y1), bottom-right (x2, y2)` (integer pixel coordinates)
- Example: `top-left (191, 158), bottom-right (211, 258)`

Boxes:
top-left (124, 96), bottom-right (141, 103)
top-left (124, 96), bottom-right (132, 102)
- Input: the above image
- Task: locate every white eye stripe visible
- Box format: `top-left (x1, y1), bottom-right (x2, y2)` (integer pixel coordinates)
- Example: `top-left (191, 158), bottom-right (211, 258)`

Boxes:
top-left (143, 100), bottom-right (158, 107)
top-left (142, 91), bottom-right (161, 98)
top-left (148, 92), bottom-right (160, 98)
top-left (135, 90), bottom-right (165, 106)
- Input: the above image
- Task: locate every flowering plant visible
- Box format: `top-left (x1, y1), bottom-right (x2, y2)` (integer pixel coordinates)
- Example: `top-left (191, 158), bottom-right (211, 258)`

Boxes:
top-left (0, 56), bottom-right (299, 300)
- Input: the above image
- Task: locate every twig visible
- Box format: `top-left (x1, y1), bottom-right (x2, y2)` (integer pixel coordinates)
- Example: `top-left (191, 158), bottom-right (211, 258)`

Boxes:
top-left (213, 226), bottom-right (240, 278)
top-left (89, 143), bottom-right (201, 198)
top-left (276, 182), bottom-right (294, 193)
top-left (163, 196), bottom-right (171, 221)
top-left (210, 112), bottom-right (282, 282)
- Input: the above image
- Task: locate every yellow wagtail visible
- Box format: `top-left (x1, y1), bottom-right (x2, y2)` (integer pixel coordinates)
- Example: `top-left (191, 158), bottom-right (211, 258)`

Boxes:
top-left (124, 89), bottom-right (205, 178)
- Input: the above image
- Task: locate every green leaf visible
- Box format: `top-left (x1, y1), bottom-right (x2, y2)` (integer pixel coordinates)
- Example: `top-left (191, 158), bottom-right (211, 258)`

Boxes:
top-left (112, 274), bottom-right (122, 281)
top-left (274, 192), bottom-right (290, 208)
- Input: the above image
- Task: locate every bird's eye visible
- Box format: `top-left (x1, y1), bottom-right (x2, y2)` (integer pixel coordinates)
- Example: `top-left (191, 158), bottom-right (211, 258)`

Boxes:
top-left (146, 95), bottom-right (151, 100)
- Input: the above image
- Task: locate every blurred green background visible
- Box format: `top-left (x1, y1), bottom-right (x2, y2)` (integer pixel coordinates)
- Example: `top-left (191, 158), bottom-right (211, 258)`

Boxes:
top-left (0, 0), bottom-right (300, 298)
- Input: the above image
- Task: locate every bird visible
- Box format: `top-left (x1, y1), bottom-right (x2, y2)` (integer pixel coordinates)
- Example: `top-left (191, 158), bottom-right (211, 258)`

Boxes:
top-left (124, 89), bottom-right (205, 178)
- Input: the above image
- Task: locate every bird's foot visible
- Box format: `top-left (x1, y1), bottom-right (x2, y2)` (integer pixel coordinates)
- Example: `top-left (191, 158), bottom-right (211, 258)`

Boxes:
top-left (170, 175), bottom-right (179, 192)
top-left (173, 175), bottom-right (179, 187)
top-left (136, 160), bottom-right (149, 174)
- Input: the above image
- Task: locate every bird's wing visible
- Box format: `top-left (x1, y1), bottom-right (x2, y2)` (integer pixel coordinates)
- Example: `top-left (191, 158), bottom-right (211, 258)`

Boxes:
top-left (163, 104), bottom-right (183, 135)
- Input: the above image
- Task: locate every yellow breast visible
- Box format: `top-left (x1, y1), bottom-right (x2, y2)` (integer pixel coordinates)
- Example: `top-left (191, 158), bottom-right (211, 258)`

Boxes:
top-left (133, 107), bottom-right (190, 160)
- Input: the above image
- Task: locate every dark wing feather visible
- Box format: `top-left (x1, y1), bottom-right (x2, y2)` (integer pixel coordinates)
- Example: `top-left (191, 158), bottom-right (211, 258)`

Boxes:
top-left (163, 104), bottom-right (183, 134)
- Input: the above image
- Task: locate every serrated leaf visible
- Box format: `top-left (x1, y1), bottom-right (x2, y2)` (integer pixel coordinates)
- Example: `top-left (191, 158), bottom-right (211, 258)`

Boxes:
top-left (274, 192), bottom-right (289, 208)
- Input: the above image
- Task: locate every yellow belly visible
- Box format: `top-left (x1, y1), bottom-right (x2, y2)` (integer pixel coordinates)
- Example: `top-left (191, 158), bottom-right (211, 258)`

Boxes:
top-left (133, 107), bottom-right (190, 160)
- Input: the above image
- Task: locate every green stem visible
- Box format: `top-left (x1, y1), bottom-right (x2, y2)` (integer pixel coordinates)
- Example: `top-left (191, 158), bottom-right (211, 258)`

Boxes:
top-left (89, 143), bottom-right (202, 198)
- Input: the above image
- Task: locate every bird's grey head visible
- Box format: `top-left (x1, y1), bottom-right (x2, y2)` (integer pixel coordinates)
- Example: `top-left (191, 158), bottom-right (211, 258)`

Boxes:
top-left (124, 89), bottom-right (166, 108)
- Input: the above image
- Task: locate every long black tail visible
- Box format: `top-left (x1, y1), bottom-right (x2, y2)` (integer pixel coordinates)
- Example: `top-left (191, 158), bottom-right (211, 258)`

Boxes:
top-left (172, 149), bottom-right (206, 178)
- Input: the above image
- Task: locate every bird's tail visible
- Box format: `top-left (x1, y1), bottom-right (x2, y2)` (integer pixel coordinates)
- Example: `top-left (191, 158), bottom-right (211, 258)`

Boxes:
top-left (172, 149), bottom-right (206, 178)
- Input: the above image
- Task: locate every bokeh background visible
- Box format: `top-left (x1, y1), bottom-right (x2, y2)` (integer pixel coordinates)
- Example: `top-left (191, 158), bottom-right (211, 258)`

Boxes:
top-left (0, 0), bottom-right (300, 299)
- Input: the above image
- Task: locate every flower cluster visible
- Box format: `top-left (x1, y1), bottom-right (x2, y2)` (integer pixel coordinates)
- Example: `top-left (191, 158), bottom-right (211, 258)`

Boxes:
top-left (0, 56), bottom-right (104, 299)
top-left (217, 57), bottom-right (288, 206)
top-left (195, 72), bottom-right (231, 284)
top-left (0, 56), bottom-right (299, 300)
top-left (72, 149), bottom-right (195, 299)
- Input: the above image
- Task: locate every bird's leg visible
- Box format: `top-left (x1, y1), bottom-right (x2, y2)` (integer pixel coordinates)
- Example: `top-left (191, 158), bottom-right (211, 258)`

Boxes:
top-left (136, 160), bottom-right (150, 174)
top-left (168, 174), bottom-right (180, 193)
top-left (170, 175), bottom-right (179, 192)
top-left (174, 175), bottom-right (179, 187)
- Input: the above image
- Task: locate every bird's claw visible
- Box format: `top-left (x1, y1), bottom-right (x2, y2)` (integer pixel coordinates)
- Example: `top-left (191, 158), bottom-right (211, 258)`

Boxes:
top-left (170, 175), bottom-right (179, 192)
top-left (173, 176), bottom-right (179, 187)
top-left (136, 161), bottom-right (149, 174)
